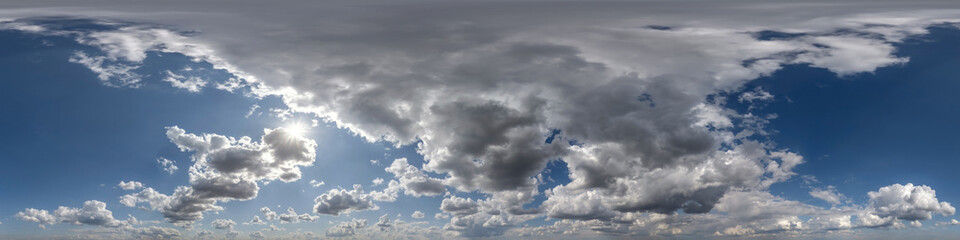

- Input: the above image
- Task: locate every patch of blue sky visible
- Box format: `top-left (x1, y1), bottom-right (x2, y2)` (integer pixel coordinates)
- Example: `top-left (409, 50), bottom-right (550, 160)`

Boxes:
top-left (724, 25), bottom-right (960, 221)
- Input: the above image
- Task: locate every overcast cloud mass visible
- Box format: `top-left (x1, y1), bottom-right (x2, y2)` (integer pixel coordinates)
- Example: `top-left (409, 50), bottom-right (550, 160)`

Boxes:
top-left (3, 0), bottom-right (960, 239)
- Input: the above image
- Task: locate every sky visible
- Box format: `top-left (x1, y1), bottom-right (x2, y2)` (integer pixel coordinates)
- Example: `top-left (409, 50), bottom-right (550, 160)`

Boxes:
top-left (2, 1), bottom-right (960, 239)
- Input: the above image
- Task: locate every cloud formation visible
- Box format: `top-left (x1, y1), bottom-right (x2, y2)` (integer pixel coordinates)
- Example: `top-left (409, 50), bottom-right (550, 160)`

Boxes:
top-left (314, 185), bottom-right (376, 216)
top-left (16, 200), bottom-right (129, 228)
top-left (4, 1), bottom-right (960, 238)
top-left (868, 183), bottom-right (955, 221)
top-left (120, 126), bottom-right (317, 224)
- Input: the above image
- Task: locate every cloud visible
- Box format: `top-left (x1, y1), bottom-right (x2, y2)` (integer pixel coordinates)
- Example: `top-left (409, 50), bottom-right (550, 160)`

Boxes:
top-left (384, 158), bottom-right (446, 197)
top-left (325, 218), bottom-right (367, 237)
top-left (260, 207), bottom-right (278, 221)
top-left (248, 215), bottom-right (265, 225)
top-left (15, 208), bottom-right (56, 226)
top-left (16, 200), bottom-right (129, 228)
top-left (131, 226), bottom-right (182, 239)
top-left (120, 126), bottom-right (317, 224)
top-left (211, 219), bottom-right (236, 230)
top-left (440, 196), bottom-right (480, 217)
top-left (68, 51), bottom-right (142, 88)
top-left (156, 157), bottom-right (178, 174)
top-left (314, 184), bottom-right (376, 216)
top-left (163, 70), bottom-right (207, 92)
top-left (309, 179), bottom-right (325, 187)
top-left (376, 214), bottom-right (392, 230)
top-left (810, 186), bottom-right (847, 205)
top-left (277, 207), bottom-right (318, 223)
top-left (868, 183), bottom-right (956, 221)
top-left (412, 211), bottom-right (425, 219)
top-left (5, 3), bottom-right (960, 238)
top-left (118, 181), bottom-right (144, 190)
top-left (936, 219), bottom-right (960, 227)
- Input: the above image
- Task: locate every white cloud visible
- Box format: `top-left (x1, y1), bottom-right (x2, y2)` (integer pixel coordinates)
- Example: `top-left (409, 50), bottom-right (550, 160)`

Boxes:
top-left (412, 211), bottom-right (425, 219)
top-left (163, 70), bottom-right (207, 92)
top-left (277, 207), bottom-right (318, 223)
top-left (440, 196), bottom-right (480, 217)
top-left (131, 226), bottom-right (182, 239)
top-left (384, 158), bottom-right (445, 197)
top-left (248, 215), bottom-right (266, 225)
top-left (314, 184), bottom-right (376, 216)
top-left (309, 179), bottom-right (325, 187)
top-left (245, 104), bottom-right (261, 118)
top-left (936, 219), bottom-right (960, 227)
top-left (211, 219), bottom-right (236, 230)
top-left (120, 126), bottom-right (317, 224)
top-left (156, 157), bottom-right (178, 174)
top-left (118, 181), bottom-right (144, 191)
top-left (68, 51), bottom-right (141, 88)
top-left (810, 186), bottom-right (847, 205)
top-left (260, 207), bottom-right (278, 221)
top-left (16, 200), bottom-right (129, 228)
top-left (868, 183), bottom-right (956, 221)
top-left (326, 218), bottom-right (367, 237)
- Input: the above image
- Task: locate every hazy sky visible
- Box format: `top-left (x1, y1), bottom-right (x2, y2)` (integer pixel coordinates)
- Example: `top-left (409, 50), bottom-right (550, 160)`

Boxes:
top-left (2, 1), bottom-right (960, 239)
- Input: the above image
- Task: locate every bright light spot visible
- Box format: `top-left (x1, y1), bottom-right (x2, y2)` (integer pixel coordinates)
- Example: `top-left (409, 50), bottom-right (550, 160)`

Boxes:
top-left (285, 122), bottom-right (309, 137)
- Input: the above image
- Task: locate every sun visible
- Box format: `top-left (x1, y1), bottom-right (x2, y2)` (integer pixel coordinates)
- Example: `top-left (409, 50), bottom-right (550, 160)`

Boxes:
top-left (284, 122), bottom-right (309, 137)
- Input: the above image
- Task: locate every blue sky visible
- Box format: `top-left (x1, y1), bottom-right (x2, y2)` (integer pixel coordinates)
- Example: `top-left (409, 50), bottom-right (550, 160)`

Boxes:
top-left (3, 2), bottom-right (960, 239)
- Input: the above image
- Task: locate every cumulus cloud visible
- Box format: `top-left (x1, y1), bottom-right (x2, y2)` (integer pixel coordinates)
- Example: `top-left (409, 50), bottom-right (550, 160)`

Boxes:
top-left (314, 185), bottom-right (376, 216)
top-left (440, 196), bottom-right (480, 217)
top-left (277, 207), bottom-right (318, 223)
top-left (936, 219), bottom-right (960, 227)
top-left (868, 183), bottom-right (956, 221)
top-left (211, 219), bottom-right (236, 230)
top-left (131, 226), bottom-right (182, 239)
top-left (16, 200), bottom-right (129, 228)
top-left (118, 181), bottom-right (144, 190)
top-left (412, 211), bottom-right (425, 219)
top-left (326, 218), bottom-right (367, 237)
top-left (260, 207), bottom-right (278, 221)
top-left (248, 215), bottom-right (266, 225)
top-left (384, 158), bottom-right (446, 197)
top-left (120, 126), bottom-right (317, 224)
